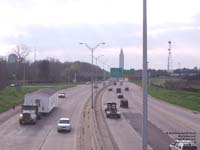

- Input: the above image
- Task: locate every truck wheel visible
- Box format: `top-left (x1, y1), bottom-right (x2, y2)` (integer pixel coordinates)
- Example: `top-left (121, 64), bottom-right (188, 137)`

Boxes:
top-left (19, 120), bottom-right (23, 125)
top-left (37, 115), bottom-right (41, 120)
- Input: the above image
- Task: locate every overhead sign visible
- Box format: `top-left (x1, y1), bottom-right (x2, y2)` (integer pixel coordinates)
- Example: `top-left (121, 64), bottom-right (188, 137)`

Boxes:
top-left (110, 68), bottom-right (123, 77)
top-left (110, 68), bottom-right (135, 78)
top-left (123, 69), bottom-right (135, 78)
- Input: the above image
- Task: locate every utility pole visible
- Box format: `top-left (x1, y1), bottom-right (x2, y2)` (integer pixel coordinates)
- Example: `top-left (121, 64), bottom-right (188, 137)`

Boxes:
top-left (167, 41), bottom-right (173, 73)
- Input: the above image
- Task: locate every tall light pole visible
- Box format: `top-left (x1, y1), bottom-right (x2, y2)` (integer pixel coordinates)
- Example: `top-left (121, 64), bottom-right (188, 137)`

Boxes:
top-left (98, 58), bottom-right (112, 81)
top-left (143, 0), bottom-right (148, 149)
top-left (101, 60), bottom-right (108, 81)
top-left (79, 42), bottom-right (105, 108)
top-left (94, 55), bottom-right (104, 83)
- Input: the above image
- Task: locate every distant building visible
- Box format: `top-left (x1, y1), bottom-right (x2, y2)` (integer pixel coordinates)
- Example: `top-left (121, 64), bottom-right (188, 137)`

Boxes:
top-left (0, 56), bottom-right (6, 61)
top-left (8, 54), bottom-right (17, 63)
top-left (119, 48), bottom-right (124, 69)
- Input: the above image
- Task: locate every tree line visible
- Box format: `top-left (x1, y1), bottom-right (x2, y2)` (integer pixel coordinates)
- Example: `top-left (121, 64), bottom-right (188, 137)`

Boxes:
top-left (0, 58), bottom-right (108, 88)
top-left (0, 53), bottom-right (108, 89)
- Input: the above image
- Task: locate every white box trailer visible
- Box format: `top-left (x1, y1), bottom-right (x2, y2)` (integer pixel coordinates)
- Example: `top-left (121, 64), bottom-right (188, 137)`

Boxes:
top-left (24, 88), bottom-right (58, 113)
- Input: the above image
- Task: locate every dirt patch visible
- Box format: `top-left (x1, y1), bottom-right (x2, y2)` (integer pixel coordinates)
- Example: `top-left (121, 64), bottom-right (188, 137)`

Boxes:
top-left (152, 80), bottom-right (200, 92)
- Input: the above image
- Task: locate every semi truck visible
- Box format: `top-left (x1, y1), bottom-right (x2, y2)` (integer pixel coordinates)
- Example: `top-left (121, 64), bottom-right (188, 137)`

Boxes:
top-left (19, 88), bottom-right (58, 125)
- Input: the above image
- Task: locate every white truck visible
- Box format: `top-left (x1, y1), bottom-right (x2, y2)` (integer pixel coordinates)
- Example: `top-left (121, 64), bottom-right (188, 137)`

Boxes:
top-left (19, 88), bottom-right (58, 125)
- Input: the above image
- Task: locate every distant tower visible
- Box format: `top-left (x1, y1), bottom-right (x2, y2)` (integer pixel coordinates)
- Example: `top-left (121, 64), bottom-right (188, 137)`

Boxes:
top-left (119, 48), bottom-right (124, 69)
top-left (167, 41), bottom-right (173, 72)
top-left (8, 54), bottom-right (17, 63)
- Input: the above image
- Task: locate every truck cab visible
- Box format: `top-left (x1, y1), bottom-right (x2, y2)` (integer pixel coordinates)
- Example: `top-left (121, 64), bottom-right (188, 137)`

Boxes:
top-left (19, 104), bottom-right (39, 125)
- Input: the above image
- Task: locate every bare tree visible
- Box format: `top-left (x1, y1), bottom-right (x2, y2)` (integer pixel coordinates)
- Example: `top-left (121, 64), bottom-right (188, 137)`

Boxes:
top-left (14, 44), bottom-right (31, 84)
top-left (14, 44), bottom-right (31, 63)
top-left (0, 58), bottom-right (8, 89)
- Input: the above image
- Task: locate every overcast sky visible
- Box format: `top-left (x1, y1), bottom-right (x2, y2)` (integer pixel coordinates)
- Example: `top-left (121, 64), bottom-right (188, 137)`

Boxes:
top-left (0, 0), bottom-right (200, 70)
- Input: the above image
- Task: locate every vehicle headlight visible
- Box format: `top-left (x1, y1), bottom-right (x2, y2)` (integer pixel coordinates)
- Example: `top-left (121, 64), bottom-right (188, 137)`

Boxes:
top-left (20, 114), bottom-right (23, 118)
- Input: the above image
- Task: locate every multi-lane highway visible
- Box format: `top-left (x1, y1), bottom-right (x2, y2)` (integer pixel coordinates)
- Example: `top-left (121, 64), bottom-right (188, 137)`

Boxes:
top-left (0, 82), bottom-right (199, 150)
top-left (0, 85), bottom-right (90, 150)
top-left (102, 82), bottom-right (200, 150)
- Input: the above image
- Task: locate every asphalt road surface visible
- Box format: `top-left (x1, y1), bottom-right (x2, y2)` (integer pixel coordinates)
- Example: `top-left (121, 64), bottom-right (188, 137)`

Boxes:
top-left (102, 81), bottom-right (200, 150)
top-left (0, 85), bottom-right (91, 150)
top-left (0, 82), bottom-right (199, 150)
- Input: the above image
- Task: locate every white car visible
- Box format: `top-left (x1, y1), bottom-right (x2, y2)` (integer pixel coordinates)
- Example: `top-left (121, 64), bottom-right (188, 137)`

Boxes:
top-left (10, 83), bottom-right (15, 87)
top-left (169, 140), bottom-right (197, 150)
top-left (58, 93), bottom-right (65, 98)
top-left (57, 118), bottom-right (71, 132)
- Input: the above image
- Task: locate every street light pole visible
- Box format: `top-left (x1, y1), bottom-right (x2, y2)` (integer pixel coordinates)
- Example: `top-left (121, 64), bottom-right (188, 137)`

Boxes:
top-left (79, 42), bottom-right (105, 108)
top-left (143, 0), bottom-right (148, 149)
top-left (94, 55), bottom-right (104, 83)
top-left (91, 48), bottom-right (94, 108)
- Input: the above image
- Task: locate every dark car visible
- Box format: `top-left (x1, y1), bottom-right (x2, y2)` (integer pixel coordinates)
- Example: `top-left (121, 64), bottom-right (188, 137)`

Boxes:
top-left (94, 85), bottom-right (98, 88)
top-left (116, 88), bottom-right (121, 93)
top-left (125, 87), bottom-right (129, 91)
top-left (108, 88), bottom-right (112, 91)
top-left (117, 94), bottom-right (124, 99)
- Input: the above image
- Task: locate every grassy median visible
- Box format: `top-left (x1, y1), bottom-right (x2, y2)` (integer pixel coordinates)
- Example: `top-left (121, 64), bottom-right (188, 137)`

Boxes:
top-left (148, 86), bottom-right (200, 112)
top-left (0, 83), bottom-right (74, 113)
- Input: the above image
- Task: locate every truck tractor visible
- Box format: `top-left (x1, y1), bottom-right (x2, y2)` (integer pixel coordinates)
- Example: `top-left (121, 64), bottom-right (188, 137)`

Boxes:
top-left (19, 105), bottom-right (39, 125)
top-left (104, 102), bottom-right (121, 119)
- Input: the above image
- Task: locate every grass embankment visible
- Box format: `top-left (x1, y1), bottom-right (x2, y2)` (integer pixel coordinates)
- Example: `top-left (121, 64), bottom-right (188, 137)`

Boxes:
top-left (131, 79), bottom-right (200, 112)
top-left (0, 83), bottom-right (74, 113)
top-left (148, 86), bottom-right (200, 112)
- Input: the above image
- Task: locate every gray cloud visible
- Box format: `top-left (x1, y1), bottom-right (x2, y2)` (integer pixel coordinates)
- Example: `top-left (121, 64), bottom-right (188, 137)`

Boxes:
top-left (3, 23), bottom-right (141, 48)
top-left (2, 22), bottom-right (200, 69)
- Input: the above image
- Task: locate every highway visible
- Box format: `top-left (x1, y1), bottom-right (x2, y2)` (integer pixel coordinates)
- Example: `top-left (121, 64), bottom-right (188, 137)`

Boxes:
top-left (0, 85), bottom-right (90, 150)
top-left (0, 82), bottom-right (199, 150)
top-left (102, 82), bottom-right (200, 150)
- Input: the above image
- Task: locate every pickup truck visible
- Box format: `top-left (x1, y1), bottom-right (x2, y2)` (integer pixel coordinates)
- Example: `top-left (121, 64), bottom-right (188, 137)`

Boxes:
top-left (169, 140), bottom-right (197, 150)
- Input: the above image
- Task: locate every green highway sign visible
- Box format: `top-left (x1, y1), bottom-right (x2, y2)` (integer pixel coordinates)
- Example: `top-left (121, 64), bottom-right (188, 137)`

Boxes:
top-left (123, 69), bottom-right (135, 77)
top-left (110, 68), bottom-right (135, 78)
top-left (110, 68), bottom-right (123, 77)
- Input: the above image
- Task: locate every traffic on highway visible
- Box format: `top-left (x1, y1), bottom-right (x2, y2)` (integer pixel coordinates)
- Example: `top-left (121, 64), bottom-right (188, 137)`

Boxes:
top-left (0, 80), bottom-right (199, 150)
top-left (0, 0), bottom-right (200, 150)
